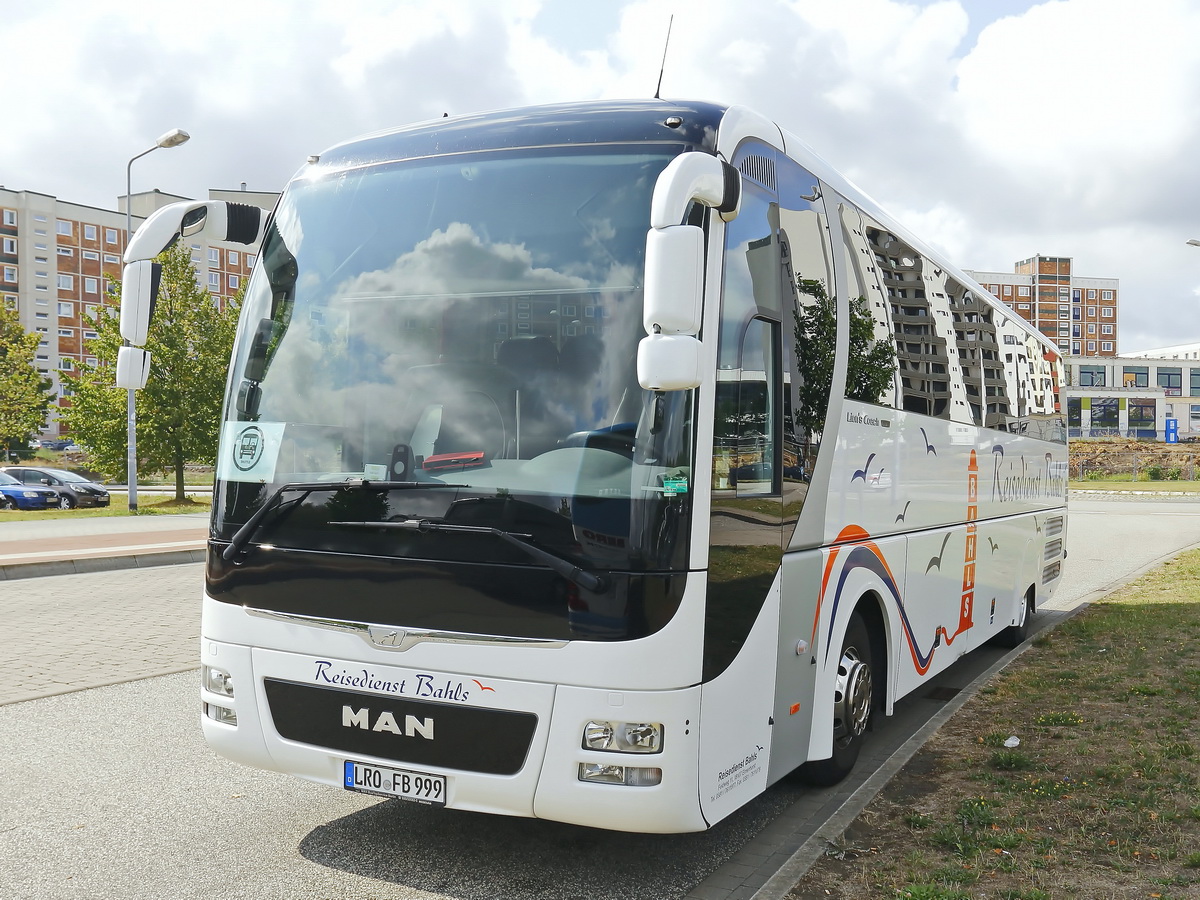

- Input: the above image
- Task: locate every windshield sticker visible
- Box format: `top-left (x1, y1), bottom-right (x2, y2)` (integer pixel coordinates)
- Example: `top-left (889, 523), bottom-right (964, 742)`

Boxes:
top-left (218, 421), bottom-right (286, 483)
top-left (662, 475), bottom-right (688, 495)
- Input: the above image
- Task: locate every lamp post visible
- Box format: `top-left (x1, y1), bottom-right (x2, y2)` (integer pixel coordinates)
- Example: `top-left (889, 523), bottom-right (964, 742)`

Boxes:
top-left (124, 128), bottom-right (189, 513)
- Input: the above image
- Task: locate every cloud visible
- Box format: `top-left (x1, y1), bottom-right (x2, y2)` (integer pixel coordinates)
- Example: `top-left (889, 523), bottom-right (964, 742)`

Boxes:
top-left (5, 0), bottom-right (1198, 351)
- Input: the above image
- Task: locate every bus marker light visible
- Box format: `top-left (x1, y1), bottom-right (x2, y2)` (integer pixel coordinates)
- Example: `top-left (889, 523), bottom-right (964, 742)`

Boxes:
top-left (578, 764), bottom-right (662, 787)
top-left (205, 703), bottom-right (238, 726)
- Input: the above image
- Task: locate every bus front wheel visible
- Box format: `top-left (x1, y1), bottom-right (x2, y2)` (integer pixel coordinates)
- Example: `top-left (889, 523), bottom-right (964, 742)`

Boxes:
top-left (799, 612), bottom-right (874, 786)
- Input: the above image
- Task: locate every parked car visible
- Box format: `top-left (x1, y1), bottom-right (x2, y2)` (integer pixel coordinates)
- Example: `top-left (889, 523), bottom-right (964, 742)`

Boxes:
top-left (0, 466), bottom-right (110, 509)
top-left (36, 438), bottom-right (75, 451)
top-left (0, 472), bottom-right (59, 510)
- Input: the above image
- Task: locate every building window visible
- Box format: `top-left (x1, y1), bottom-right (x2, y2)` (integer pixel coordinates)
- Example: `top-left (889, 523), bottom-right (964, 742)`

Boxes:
top-left (1158, 368), bottom-right (1182, 394)
top-left (228, 250), bottom-right (239, 266)
top-left (1087, 289), bottom-right (1096, 300)
top-left (1091, 397), bottom-right (1118, 427)
top-left (228, 274), bottom-right (239, 290)
top-left (1087, 324), bottom-right (1096, 334)
top-left (84, 224), bottom-right (97, 241)
top-left (208, 248), bottom-right (220, 265)
top-left (2, 237), bottom-right (15, 254)
top-left (208, 272), bottom-right (220, 288)
top-left (5, 266), bottom-right (18, 283)
top-left (1088, 341), bottom-right (1097, 352)
top-left (59, 358), bottom-right (73, 371)
top-left (1072, 289), bottom-right (1081, 301)
top-left (1018, 303), bottom-right (1030, 309)
top-left (57, 301), bottom-right (73, 317)
top-left (1129, 398), bottom-right (1156, 427)
top-left (3, 294), bottom-right (16, 309)
top-left (84, 277), bottom-right (98, 294)
top-left (1101, 325), bottom-right (1113, 335)
top-left (1078, 365), bottom-right (1105, 386)
top-left (1102, 290), bottom-right (1114, 300)
top-left (246, 254), bottom-right (257, 268)
top-left (1072, 341), bottom-right (1081, 354)
top-left (103, 253), bottom-right (120, 265)
top-left (2, 210), bottom-right (14, 226)
top-left (1101, 341), bottom-right (1114, 352)
top-left (1122, 366), bottom-right (1149, 387)
top-left (82, 250), bottom-right (99, 261)
top-left (57, 247), bottom-right (73, 256)
top-left (105, 228), bottom-right (118, 244)
top-left (56, 274), bottom-right (73, 290)
top-left (1101, 307), bottom-right (1114, 317)
top-left (1087, 306), bottom-right (1097, 317)
top-left (56, 220), bottom-right (72, 236)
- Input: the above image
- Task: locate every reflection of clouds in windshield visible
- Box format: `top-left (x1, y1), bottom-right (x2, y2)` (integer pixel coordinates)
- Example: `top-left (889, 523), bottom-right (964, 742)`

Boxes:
top-left (334, 222), bottom-right (589, 298)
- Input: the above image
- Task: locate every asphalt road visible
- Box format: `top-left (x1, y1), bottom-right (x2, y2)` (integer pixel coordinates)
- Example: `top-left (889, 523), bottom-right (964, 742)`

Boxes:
top-left (3, 496), bottom-right (1199, 900)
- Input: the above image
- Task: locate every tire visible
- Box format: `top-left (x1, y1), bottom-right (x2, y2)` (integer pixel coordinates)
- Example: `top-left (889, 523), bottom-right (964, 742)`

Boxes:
top-left (798, 612), bottom-right (875, 786)
top-left (0, 496), bottom-right (14, 510)
top-left (57, 495), bottom-right (74, 510)
top-left (992, 590), bottom-right (1033, 648)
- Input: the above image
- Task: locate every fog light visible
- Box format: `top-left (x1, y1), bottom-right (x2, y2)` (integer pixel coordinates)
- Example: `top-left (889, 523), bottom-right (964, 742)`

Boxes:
top-left (578, 763), bottom-right (662, 786)
top-left (205, 702), bottom-right (237, 726)
top-left (203, 665), bottom-right (235, 698)
top-left (581, 720), bottom-right (663, 753)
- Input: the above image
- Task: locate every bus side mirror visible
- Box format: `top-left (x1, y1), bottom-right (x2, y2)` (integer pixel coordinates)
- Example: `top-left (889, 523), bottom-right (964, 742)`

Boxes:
top-left (115, 346), bottom-right (151, 389)
top-left (637, 333), bottom-right (702, 391)
top-left (119, 259), bottom-right (162, 345)
top-left (644, 225), bottom-right (703, 336)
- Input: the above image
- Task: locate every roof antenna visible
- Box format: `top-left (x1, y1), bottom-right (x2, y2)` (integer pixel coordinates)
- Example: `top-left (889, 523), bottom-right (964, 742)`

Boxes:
top-left (654, 15), bottom-right (674, 100)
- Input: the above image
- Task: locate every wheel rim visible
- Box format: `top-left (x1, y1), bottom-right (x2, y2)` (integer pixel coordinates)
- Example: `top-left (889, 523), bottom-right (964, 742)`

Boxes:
top-left (59, 496), bottom-right (71, 509)
top-left (831, 645), bottom-right (872, 745)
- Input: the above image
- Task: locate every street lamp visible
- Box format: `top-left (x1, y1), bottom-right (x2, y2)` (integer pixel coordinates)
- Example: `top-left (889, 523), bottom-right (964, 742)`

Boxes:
top-left (124, 128), bottom-right (190, 513)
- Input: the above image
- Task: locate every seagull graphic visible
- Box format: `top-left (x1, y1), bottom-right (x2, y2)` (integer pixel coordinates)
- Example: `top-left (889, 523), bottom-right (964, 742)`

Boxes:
top-left (851, 453), bottom-right (877, 482)
top-left (926, 533), bottom-right (952, 573)
top-left (919, 427), bottom-right (937, 455)
top-left (988, 537), bottom-right (1000, 554)
top-left (895, 500), bottom-right (912, 523)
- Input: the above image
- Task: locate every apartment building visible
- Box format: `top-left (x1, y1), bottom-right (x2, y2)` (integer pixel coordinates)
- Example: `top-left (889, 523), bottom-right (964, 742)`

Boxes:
top-left (0, 185), bottom-right (277, 436)
top-left (965, 254), bottom-right (1119, 357)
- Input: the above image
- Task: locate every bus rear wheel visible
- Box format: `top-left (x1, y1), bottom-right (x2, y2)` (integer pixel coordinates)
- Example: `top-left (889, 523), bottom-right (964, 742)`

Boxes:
top-left (799, 612), bottom-right (874, 786)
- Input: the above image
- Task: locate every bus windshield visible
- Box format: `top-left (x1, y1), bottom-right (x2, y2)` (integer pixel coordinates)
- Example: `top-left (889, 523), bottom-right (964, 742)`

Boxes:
top-left (213, 146), bottom-right (693, 582)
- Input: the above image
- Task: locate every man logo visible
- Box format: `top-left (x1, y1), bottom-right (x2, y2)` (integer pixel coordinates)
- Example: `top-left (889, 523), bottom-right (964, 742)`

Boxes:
top-left (342, 705), bottom-right (434, 740)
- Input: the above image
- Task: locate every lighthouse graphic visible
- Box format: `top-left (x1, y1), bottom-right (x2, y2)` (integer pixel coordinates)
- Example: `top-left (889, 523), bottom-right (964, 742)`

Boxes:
top-left (957, 450), bottom-right (978, 636)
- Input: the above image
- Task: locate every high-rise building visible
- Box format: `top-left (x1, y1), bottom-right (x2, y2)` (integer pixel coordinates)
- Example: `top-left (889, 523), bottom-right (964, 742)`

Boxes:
top-left (965, 254), bottom-right (1119, 357)
top-left (0, 186), bottom-right (277, 436)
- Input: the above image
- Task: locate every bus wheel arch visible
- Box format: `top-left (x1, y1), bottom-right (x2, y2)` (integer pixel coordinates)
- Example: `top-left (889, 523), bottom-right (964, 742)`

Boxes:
top-left (798, 593), bottom-right (887, 786)
top-left (992, 583), bottom-right (1036, 648)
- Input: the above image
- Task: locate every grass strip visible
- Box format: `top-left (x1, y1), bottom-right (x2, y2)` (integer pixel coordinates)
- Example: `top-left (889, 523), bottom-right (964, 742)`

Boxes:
top-left (790, 550), bottom-right (1200, 899)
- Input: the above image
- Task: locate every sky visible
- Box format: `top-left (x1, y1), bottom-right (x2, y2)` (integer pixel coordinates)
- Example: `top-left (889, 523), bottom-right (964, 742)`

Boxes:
top-left (4, 0), bottom-right (1199, 352)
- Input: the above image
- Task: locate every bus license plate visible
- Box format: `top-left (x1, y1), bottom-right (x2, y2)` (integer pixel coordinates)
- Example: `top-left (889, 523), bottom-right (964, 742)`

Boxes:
top-left (344, 761), bottom-right (446, 807)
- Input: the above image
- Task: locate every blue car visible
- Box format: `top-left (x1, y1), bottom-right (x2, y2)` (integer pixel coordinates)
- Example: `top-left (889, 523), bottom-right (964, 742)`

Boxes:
top-left (0, 472), bottom-right (59, 510)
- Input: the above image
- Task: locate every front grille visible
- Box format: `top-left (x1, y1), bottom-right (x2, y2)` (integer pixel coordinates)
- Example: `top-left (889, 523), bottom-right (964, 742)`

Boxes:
top-left (265, 679), bottom-right (537, 775)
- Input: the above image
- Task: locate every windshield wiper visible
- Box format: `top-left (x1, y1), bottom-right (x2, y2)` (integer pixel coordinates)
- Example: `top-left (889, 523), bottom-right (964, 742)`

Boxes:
top-left (222, 480), bottom-right (467, 562)
top-left (331, 519), bottom-right (610, 594)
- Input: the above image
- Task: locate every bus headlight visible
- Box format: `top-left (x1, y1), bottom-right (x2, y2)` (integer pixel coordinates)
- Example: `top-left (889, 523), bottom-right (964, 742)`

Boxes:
top-left (582, 720), bottom-right (663, 753)
top-left (578, 763), bottom-right (662, 786)
top-left (203, 665), bottom-right (235, 698)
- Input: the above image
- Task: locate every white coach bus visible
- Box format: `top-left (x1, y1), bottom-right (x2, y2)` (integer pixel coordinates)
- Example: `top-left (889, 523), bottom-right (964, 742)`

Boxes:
top-left (119, 99), bottom-right (1067, 834)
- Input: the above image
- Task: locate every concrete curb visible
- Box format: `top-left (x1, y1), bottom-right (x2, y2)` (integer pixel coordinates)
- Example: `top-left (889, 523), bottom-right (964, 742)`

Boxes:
top-left (0, 548), bottom-right (206, 580)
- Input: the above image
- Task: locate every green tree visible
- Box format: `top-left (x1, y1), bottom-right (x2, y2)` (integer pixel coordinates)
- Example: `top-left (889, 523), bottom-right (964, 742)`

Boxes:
top-left (0, 305), bottom-right (56, 458)
top-left (792, 275), bottom-right (895, 443)
top-left (62, 242), bottom-right (242, 500)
